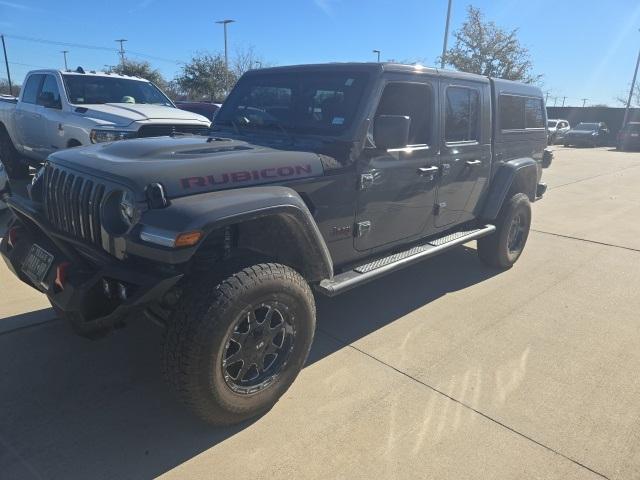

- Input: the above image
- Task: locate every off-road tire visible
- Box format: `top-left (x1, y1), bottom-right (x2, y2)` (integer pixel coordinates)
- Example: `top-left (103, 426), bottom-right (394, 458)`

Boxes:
top-left (478, 193), bottom-right (531, 269)
top-left (0, 128), bottom-right (29, 180)
top-left (162, 263), bottom-right (316, 425)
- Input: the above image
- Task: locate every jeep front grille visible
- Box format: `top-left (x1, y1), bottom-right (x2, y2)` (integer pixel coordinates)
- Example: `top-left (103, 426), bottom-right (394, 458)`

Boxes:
top-left (43, 164), bottom-right (105, 246)
top-left (137, 124), bottom-right (209, 138)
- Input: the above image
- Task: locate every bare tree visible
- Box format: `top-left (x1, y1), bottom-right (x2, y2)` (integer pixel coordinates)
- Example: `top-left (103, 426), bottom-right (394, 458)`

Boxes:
top-left (233, 46), bottom-right (270, 77)
top-left (616, 84), bottom-right (640, 107)
top-left (0, 78), bottom-right (20, 97)
top-left (440, 6), bottom-right (540, 83)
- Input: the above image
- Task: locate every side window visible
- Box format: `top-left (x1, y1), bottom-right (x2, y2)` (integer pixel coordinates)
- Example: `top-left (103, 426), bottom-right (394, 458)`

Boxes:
top-left (37, 75), bottom-right (62, 108)
top-left (375, 82), bottom-right (432, 145)
top-left (524, 98), bottom-right (544, 128)
top-left (21, 74), bottom-right (43, 104)
top-left (499, 95), bottom-right (525, 130)
top-left (444, 86), bottom-right (480, 143)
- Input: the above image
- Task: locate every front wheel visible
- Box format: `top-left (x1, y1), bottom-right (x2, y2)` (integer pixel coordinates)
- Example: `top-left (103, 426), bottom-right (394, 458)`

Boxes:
top-left (478, 193), bottom-right (531, 269)
top-left (162, 263), bottom-right (316, 425)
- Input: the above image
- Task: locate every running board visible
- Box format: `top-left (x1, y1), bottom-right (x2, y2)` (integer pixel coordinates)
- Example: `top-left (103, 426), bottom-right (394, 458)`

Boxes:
top-left (316, 225), bottom-right (496, 297)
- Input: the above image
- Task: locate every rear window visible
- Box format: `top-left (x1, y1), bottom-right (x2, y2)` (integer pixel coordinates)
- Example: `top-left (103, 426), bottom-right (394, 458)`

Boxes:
top-left (499, 94), bottom-right (544, 130)
top-left (445, 86), bottom-right (480, 142)
top-left (623, 123), bottom-right (640, 133)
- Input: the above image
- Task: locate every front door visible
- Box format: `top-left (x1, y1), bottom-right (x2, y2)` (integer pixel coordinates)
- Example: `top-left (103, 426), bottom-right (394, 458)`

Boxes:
top-left (355, 78), bottom-right (440, 251)
top-left (435, 82), bottom-right (491, 227)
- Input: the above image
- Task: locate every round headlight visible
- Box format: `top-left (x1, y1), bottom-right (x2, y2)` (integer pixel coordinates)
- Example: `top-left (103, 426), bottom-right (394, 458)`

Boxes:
top-left (102, 190), bottom-right (139, 235)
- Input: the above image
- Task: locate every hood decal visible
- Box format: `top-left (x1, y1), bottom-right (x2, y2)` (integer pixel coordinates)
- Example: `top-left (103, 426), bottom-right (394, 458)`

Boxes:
top-left (182, 164), bottom-right (313, 189)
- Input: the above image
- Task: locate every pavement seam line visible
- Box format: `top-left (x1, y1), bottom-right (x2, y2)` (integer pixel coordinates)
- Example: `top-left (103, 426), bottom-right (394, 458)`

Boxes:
top-left (0, 317), bottom-right (61, 337)
top-left (532, 229), bottom-right (640, 253)
top-left (318, 327), bottom-right (610, 480)
top-left (548, 162), bottom-right (640, 191)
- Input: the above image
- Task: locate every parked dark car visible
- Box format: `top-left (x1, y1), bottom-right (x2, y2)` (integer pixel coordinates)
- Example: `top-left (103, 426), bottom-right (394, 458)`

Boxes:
top-left (563, 122), bottom-right (610, 147)
top-left (1, 63), bottom-right (550, 425)
top-left (617, 122), bottom-right (640, 151)
top-left (176, 101), bottom-right (222, 122)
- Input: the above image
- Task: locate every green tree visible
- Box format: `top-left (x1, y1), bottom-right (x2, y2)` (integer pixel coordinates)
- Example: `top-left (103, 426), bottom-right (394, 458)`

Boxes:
top-left (175, 52), bottom-right (235, 102)
top-left (441, 6), bottom-right (540, 83)
top-left (107, 59), bottom-right (167, 89)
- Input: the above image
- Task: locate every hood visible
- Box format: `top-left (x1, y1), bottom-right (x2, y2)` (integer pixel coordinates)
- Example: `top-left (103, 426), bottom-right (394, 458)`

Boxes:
top-left (566, 129), bottom-right (596, 136)
top-left (49, 136), bottom-right (325, 199)
top-left (77, 103), bottom-right (211, 127)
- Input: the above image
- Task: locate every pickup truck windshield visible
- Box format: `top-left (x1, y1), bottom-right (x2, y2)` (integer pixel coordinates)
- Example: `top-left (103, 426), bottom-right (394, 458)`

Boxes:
top-left (62, 75), bottom-right (173, 106)
top-left (215, 71), bottom-right (369, 135)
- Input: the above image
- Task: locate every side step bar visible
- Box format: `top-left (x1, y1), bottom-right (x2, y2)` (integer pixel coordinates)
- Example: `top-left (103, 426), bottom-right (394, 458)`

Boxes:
top-left (316, 225), bottom-right (496, 297)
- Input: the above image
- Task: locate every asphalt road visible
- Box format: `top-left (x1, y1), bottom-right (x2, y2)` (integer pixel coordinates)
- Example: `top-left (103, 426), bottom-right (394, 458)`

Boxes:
top-left (1, 147), bottom-right (640, 479)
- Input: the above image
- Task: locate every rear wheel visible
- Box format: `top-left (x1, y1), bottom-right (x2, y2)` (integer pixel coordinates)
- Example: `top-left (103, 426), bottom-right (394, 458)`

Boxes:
top-left (478, 193), bottom-right (531, 269)
top-left (0, 129), bottom-right (29, 180)
top-left (162, 263), bottom-right (316, 425)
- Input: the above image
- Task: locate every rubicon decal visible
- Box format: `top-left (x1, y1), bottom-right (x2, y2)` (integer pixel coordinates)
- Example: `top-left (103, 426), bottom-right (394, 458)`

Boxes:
top-left (181, 164), bottom-right (314, 189)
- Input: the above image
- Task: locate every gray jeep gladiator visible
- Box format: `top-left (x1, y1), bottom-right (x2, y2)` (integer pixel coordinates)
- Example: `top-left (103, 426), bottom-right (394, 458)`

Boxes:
top-left (0, 63), bottom-right (551, 425)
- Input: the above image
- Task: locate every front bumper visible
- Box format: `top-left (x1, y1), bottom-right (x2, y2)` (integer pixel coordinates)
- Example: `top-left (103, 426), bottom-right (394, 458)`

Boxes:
top-left (1, 195), bottom-right (182, 336)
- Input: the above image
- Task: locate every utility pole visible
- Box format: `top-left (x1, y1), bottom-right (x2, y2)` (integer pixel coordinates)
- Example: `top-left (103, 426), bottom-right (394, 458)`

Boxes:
top-left (440, 0), bottom-right (453, 69)
top-left (1, 34), bottom-right (12, 94)
top-left (581, 98), bottom-right (588, 108)
top-left (545, 91), bottom-right (551, 103)
top-left (61, 50), bottom-right (69, 70)
top-left (553, 97), bottom-right (558, 107)
top-left (373, 49), bottom-right (381, 62)
top-left (622, 30), bottom-right (640, 128)
top-left (115, 39), bottom-right (127, 67)
top-left (561, 96), bottom-right (567, 107)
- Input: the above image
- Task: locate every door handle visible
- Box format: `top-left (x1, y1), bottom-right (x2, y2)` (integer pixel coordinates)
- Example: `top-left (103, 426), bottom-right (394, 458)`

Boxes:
top-left (417, 166), bottom-right (439, 176)
top-left (465, 160), bottom-right (482, 166)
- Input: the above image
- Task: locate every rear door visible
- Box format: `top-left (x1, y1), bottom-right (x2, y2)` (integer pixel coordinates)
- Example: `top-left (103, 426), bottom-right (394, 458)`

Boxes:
top-left (355, 75), bottom-right (440, 251)
top-left (435, 80), bottom-right (491, 227)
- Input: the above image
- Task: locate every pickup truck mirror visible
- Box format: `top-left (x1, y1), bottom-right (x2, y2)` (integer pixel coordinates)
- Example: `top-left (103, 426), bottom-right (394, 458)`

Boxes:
top-left (373, 115), bottom-right (410, 150)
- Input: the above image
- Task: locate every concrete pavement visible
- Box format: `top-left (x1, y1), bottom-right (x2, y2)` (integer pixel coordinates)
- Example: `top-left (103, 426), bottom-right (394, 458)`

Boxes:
top-left (1, 147), bottom-right (639, 479)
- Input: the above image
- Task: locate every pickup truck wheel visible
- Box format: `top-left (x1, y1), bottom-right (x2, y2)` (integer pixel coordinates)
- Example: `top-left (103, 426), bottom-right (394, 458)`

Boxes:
top-left (0, 129), bottom-right (29, 180)
top-left (478, 193), bottom-right (531, 269)
top-left (162, 263), bottom-right (315, 425)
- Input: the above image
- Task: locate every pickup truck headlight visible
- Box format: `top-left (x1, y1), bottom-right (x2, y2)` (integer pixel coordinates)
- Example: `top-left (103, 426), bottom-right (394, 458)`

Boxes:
top-left (90, 129), bottom-right (137, 143)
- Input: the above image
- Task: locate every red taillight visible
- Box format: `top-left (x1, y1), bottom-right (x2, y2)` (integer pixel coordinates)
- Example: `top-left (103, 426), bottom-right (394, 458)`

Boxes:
top-left (7, 226), bottom-right (21, 248)
top-left (54, 262), bottom-right (71, 291)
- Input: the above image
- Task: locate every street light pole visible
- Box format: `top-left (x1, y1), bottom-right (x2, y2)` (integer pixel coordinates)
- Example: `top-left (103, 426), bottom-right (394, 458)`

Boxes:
top-left (61, 50), bottom-right (69, 70)
top-left (440, 0), bottom-right (453, 69)
top-left (216, 19), bottom-right (235, 72)
top-left (622, 32), bottom-right (640, 128)
top-left (372, 49), bottom-right (381, 63)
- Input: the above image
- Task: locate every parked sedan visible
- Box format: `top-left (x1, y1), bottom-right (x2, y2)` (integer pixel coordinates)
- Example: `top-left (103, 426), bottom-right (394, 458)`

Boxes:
top-left (617, 122), bottom-right (640, 151)
top-left (563, 122), bottom-right (610, 147)
top-left (176, 101), bottom-right (222, 122)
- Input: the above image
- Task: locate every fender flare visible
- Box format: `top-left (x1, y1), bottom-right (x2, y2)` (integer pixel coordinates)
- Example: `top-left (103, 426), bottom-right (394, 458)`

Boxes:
top-left (136, 185), bottom-right (333, 282)
top-left (481, 157), bottom-right (539, 220)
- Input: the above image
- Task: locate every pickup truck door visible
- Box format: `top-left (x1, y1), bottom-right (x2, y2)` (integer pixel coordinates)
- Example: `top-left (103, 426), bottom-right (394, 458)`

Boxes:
top-left (13, 73), bottom-right (44, 156)
top-left (355, 77), bottom-right (440, 251)
top-left (435, 81), bottom-right (491, 227)
top-left (34, 74), bottom-right (66, 159)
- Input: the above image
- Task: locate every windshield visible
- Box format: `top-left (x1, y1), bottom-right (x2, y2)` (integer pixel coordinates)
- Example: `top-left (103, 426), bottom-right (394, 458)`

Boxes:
top-left (574, 123), bottom-right (599, 131)
top-left (547, 121), bottom-right (557, 128)
top-left (215, 71), bottom-right (370, 136)
top-left (62, 74), bottom-right (173, 106)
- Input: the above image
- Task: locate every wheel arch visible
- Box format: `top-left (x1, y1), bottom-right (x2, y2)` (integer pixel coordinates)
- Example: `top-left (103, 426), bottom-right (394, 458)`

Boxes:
top-left (481, 157), bottom-right (539, 221)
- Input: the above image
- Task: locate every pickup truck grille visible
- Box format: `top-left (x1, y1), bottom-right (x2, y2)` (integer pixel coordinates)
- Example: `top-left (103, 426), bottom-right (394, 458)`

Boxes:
top-left (137, 124), bottom-right (209, 138)
top-left (43, 164), bottom-right (105, 247)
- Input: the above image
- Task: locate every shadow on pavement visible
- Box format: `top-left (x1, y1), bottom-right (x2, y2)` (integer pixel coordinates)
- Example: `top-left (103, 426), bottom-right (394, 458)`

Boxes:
top-left (0, 246), bottom-right (499, 479)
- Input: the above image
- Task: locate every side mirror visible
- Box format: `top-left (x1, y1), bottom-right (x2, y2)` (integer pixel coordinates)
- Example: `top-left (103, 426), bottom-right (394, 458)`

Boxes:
top-left (373, 115), bottom-right (410, 150)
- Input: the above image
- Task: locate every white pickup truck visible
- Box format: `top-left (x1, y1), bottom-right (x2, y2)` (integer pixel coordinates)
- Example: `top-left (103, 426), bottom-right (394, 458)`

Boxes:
top-left (0, 68), bottom-right (211, 178)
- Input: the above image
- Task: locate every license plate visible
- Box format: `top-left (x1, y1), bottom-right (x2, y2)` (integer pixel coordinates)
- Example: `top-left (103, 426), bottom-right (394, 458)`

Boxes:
top-left (21, 244), bottom-right (54, 286)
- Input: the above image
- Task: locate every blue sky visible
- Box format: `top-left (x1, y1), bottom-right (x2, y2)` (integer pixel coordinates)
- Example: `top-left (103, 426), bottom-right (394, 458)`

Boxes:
top-left (1, 0), bottom-right (639, 106)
